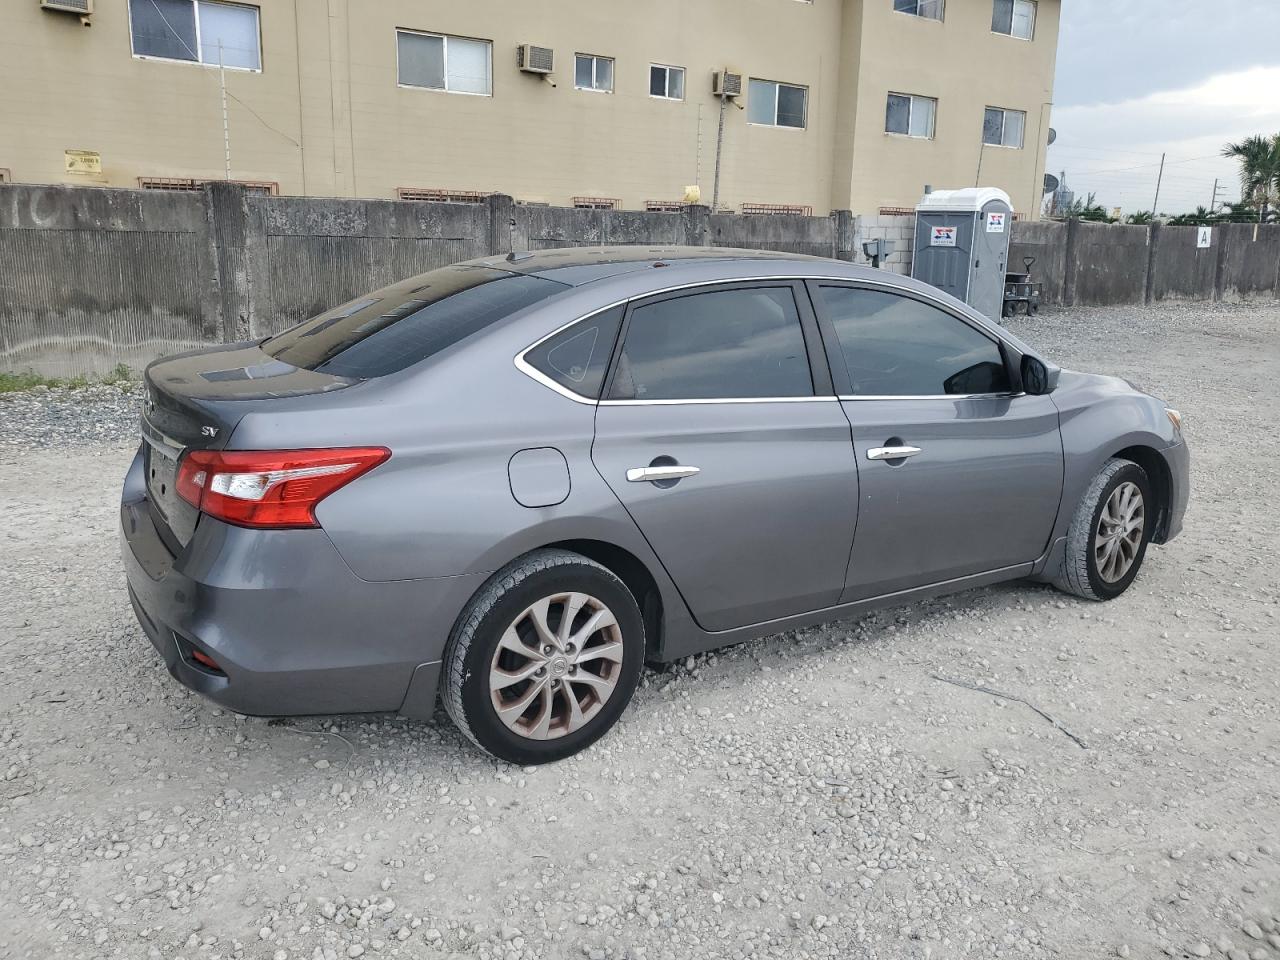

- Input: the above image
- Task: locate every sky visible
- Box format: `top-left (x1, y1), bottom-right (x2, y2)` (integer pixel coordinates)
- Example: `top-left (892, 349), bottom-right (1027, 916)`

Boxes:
top-left (1045, 0), bottom-right (1280, 215)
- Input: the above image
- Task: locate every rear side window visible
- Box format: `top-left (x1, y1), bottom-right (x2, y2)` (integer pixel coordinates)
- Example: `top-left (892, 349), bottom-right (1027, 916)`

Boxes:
top-left (264, 266), bottom-right (567, 378)
top-left (816, 286), bottom-right (1010, 396)
top-left (607, 287), bottom-right (813, 400)
top-left (524, 305), bottom-right (623, 399)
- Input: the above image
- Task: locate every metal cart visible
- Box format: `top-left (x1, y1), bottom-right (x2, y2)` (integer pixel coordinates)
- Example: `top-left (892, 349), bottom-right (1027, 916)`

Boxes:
top-left (1002, 257), bottom-right (1042, 319)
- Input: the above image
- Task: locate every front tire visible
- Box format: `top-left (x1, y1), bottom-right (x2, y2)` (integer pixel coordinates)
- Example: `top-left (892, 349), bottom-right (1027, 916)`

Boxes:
top-left (1055, 458), bottom-right (1153, 601)
top-left (442, 549), bottom-right (644, 764)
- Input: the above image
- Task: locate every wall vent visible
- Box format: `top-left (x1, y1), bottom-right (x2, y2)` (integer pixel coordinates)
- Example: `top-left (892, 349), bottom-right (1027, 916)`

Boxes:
top-left (572, 196), bottom-right (621, 210)
top-left (741, 202), bottom-right (813, 216)
top-left (397, 188), bottom-right (490, 203)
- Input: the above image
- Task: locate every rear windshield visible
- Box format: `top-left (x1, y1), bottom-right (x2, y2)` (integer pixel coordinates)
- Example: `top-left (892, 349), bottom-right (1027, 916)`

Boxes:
top-left (263, 265), bottom-right (568, 378)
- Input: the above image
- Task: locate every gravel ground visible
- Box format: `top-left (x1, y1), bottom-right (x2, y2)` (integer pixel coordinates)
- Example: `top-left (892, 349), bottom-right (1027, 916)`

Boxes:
top-left (1, 300), bottom-right (1278, 960)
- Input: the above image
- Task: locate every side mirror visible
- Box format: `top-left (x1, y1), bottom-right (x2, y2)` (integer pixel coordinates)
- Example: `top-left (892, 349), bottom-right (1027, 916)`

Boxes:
top-left (1021, 355), bottom-right (1060, 395)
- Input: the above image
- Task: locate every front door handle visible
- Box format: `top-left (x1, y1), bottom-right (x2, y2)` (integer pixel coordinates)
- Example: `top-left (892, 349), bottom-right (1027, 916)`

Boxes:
top-left (626, 465), bottom-right (701, 483)
top-left (867, 445), bottom-right (922, 461)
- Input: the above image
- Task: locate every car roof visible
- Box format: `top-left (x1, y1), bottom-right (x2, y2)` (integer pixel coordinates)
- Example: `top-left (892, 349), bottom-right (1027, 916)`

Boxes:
top-left (470, 245), bottom-right (839, 286)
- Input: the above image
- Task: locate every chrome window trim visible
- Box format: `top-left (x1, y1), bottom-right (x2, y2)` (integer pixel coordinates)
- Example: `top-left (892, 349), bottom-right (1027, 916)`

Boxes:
top-left (838, 392), bottom-right (1025, 401)
top-left (513, 274), bottom-right (1022, 406)
top-left (602, 396), bottom-right (837, 406)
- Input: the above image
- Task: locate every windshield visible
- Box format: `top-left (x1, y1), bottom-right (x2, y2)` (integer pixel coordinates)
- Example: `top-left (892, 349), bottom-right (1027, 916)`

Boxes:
top-left (263, 265), bottom-right (568, 378)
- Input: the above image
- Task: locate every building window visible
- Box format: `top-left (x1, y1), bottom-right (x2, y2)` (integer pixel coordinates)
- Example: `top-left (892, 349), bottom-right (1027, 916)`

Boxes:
top-left (982, 106), bottom-right (1025, 147)
top-left (397, 31), bottom-right (492, 95)
top-left (575, 54), bottom-right (614, 93)
top-left (649, 63), bottom-right (685, 100)
top-left (992, 0), bottom-right (1036, 39)
top-left (893, 0), bottom-right (944, 21)
top-left (747, 79), bottom-right (807, 129)
top-left (129, 0), bottom-right (261, 70)
top-left (885, 93), bottom-right (936, 138)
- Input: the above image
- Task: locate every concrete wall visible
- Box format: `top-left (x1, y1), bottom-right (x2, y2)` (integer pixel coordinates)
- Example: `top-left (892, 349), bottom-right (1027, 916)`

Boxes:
top-left (0, 184), bottom-right (216, 378)
top-left (855, 214), bottom-right (915, 275)
top-left (0, 182), bottom-right (858, 376)
top-left (1007, 218), bottom-right (1280, 308)
top-left (4, 182), bottom-right (1277, 378)
top-left (1068, 222), bottom-right (1151, 307)
top-left (1008, 220), bottom-right (1068, 305)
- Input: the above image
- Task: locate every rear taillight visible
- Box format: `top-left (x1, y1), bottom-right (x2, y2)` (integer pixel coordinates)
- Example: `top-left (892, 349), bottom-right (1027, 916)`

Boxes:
top-left (176, 447), bottom-right (390, 529)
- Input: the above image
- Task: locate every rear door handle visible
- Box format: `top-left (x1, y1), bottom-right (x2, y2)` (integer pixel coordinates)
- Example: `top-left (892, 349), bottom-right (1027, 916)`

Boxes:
top-left (867, 445), bottom-right (922, 461)
top-left (626, 465), bottom-right (701, 482)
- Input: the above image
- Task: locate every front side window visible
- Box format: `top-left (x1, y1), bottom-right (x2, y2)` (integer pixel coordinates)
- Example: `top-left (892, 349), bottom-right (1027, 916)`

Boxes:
top-left (608, 287), bottom-right (813, 401)
top-left (575, 54), bottom-right (614, 92)
top-left (992, 0), bottom-right (1036, 39)
top-left (524, 306), bottom-right (624, 399)
top-left (649, 63), bottom-right (685, 100)
top-left (264, 267), bottom-right (567, 378)
top-left (983, 106), bottom-right (1026, 147)
top-left (130, 0), bottom-right (260, 70)
top-left (885, 93), bottom-right (937, 138)
top-left (816, 286), bottom-right (1011, 397)
top-left (747, 79), bottom-right (808, 129)
top-left (397, 31), bottom-right (492, 95)
top-left (893, 0), bottom-right (944, 20)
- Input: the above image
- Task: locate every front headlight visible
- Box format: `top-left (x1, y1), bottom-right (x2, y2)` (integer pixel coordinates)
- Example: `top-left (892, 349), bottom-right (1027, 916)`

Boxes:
top-left (1165, 408), bottom-right (1183, 432)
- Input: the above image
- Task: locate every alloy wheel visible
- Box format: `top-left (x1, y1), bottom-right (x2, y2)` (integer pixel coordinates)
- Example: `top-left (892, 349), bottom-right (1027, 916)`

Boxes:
top-left (488, 592), bottom-right (624, 740)
top-left (1095, 481), bottom-right (1145, 583)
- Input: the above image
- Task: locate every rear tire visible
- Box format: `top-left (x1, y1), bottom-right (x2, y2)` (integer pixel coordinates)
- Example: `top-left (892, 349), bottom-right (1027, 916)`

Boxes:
top-left (1054, 458), bottom-right (1153, 601)
top-left (442, 549), bottom-right (644, 764)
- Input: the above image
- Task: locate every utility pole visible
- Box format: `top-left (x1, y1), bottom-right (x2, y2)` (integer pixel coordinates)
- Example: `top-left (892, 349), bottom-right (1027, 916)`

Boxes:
top-left (1209, 178), bottom-right (1222, 214)
top-left (1150, 152), bottom-right (1165, 218)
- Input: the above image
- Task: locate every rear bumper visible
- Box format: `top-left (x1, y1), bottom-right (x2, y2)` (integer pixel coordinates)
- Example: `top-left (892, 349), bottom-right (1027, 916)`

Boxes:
top-left (119, 448), bottom-right (484, 719)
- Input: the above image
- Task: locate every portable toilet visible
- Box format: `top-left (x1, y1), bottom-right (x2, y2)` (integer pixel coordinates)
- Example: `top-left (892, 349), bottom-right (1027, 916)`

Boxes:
top-left (911, 187), bottom-right (1013, 321)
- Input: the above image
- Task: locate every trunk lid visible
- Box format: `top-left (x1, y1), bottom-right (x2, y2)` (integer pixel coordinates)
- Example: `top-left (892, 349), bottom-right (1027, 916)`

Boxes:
top-left (141, 342), bottom-right (356, 548)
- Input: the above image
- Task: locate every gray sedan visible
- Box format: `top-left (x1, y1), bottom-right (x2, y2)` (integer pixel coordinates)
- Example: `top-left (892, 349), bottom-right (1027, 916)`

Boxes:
top-left (120, 247), bottom-right (1189, 764)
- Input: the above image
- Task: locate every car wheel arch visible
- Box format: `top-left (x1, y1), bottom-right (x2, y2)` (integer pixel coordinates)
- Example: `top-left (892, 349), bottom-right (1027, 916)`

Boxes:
top-left (1109, 444), bottom-right (1172, 543)
top-left (455, 539), bottom-right (669, 663)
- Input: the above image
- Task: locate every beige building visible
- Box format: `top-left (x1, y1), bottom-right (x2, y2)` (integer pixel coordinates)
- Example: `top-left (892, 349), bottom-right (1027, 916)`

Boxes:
top-left (2, 0), bottom-right (1060, 217)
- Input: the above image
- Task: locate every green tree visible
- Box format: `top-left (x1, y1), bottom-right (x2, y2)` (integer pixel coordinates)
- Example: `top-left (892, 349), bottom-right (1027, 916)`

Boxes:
top-left (1221, 133), bottom-right (1280, 222)
top-left (1168, 206), bottom-right (1215, 226)
top-left (1124, 210), bottom-right (1153, 225)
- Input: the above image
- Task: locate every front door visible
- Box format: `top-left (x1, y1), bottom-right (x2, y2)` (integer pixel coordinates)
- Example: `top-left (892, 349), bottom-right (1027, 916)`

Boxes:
top-left (809, 282), bottom-right (1063, 601)
top-left (590, 283), bottom-right (859, 632)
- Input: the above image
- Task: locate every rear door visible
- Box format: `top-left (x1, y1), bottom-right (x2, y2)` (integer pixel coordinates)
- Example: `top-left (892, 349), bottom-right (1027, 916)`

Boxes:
top-left (809, 282), bottom-right (1063, 602)
top-left (590, 282), bottom-right (859, 632)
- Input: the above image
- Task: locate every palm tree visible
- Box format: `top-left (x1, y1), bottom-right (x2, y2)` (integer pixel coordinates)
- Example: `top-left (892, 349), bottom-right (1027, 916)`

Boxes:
top-left (1221, 134), bottom-right (1280, 222)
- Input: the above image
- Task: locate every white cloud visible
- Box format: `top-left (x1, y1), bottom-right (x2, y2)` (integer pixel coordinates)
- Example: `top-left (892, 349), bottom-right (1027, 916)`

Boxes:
top-left (1047, 66), bottom-right (1280, 214)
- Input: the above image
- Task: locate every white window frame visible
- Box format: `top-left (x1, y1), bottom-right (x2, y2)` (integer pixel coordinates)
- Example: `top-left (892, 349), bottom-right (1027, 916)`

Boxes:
top-left (395, 29), bottom-right (493, 96)
top-left (649, 63), bottom-right (685, 101)
top-left (992, 0), bottom-right (1036, 40)
top-left (982, 106), bottom-right (1025, 148)
top-left (127, 0), bottom-right (262, 72)
top-left (885, 92), bottom-right (937, 139)
top-left (893, 0), bottom-right (944, 21)
top-left (747, 79), bottom-right (808, 130)
top-left (575, 53), bottom-right (615, 93)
